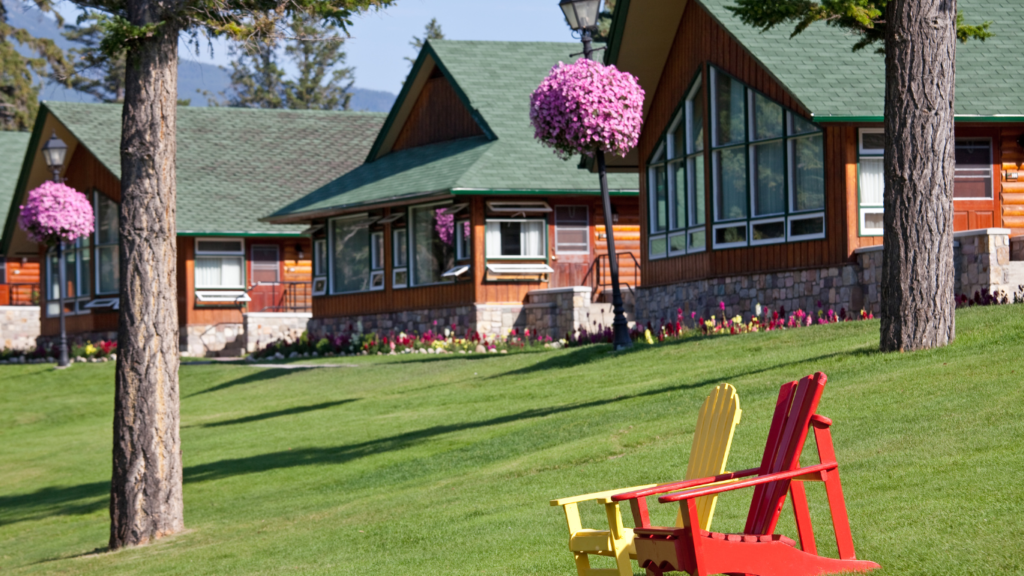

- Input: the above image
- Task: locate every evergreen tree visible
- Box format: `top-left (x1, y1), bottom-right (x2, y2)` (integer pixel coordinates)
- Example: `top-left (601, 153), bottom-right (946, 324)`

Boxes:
top-left (224, 41), bottom-right (285, 108)
top-left (0, 0), bottom-right (70, 130)
top-left (222, 14), bottom-right (353, 110)
top-left (404, 18), bottom-right (443, 65)
top-left (62, 12), bottom-right (126, 103)
top-left (282, 14), bottom-right (354, 110)
top-left (727, 0), bottom-right (992, 352)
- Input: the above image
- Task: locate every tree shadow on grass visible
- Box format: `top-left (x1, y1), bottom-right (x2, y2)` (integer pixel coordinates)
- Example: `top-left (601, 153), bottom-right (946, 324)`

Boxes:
top-left (186, 399), bottom-right (359, 428)
top-left (186, 368), bottom-right (310, 398)
top-left (182, 346), bottom-right (877, 484)
top-left (0, 482), bottom-right (108, 528)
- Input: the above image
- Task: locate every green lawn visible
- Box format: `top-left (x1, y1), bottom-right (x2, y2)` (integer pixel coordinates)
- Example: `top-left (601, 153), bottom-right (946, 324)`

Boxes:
top-left (1, 306), bottom-right (1022, 575)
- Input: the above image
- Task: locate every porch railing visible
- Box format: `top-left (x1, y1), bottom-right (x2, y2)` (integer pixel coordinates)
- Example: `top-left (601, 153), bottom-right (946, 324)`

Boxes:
top-left (247, 282), bottom-right (311, 313)
top-left (0, 283), bottom-right (40, 306)
top-left (582, 252), bottom-right (641, 302)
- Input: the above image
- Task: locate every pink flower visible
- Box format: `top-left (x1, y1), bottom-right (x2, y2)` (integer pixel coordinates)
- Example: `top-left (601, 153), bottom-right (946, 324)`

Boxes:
top-left (18, 181), bottom-right (94, 245)
top-left (529, 59), bottom-right (645, 160)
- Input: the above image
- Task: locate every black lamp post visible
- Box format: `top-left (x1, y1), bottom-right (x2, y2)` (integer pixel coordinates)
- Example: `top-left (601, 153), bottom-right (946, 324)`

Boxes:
top-left (559, 0), bottom-right (632, 350)
top-left (42, 131), bottom-right (70, 368)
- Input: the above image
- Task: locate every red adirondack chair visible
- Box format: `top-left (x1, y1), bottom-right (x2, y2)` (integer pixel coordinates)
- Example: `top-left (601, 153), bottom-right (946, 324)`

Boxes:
top-left (611, 372), bottom-right (880, 576)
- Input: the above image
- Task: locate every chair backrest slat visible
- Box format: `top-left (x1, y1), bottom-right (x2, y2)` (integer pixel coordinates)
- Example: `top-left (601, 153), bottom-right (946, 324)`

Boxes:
top-left (678, 383), bottom-right (742, 531)
top-left (743, 373), bottom-right (827, 535)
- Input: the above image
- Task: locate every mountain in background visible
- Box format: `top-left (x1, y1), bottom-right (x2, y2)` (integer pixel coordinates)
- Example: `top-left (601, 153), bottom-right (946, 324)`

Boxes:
top-left (5, 0), bottom-right (397, 111)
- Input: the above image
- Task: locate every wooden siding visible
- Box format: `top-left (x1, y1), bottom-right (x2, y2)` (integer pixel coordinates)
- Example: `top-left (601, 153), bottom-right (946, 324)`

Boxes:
top-left (314, 282), bottom-right (475, 317)
top-left (638, 0), bottom-right (845, 289)
top-left (392, 70), bottom-right (484, 151)
top-left (0, 258), bottom-right (40, 306)
top-left (41, 311), bottom-right (118, 337)
top-left (999, 127), bottom-right (1024, 236)
top-left (64, 144), bottom-right (121, 202)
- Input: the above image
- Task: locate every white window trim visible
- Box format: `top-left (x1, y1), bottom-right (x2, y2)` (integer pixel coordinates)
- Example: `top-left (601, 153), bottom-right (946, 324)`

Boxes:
top-left (195, 237), bottom-right (245, 256)
top-left (409, 201), bottom-right (456, 288)
top-left (750, 141), bottom-right (787, 218)
top-left (84, 297), bottom-right (119, 310)
top-left (712, 222), bottom-right (748, 250)
top-left (44, 245), bottom-right (92, 317)
top-left (749, 217), bottom-right (788, 246)
top-left (858, 128), bottom-right (885, 155)
top-left (392, 228), bottom-right (408, 268)
top-left (787, 213), bottom-right (827, 242)
top-left (455, 220), bottom-right (472, 261)
top-left (648, 235), bottom-right (668, 260)
top-left (485, 200), bottom-right (552, 214)
top-left (93, 191), bottom-right (119, 295)
top-left (250, 244), bottom-right (280, 285)
top-left (859, 208), bottom-right (885, 237)
top-left (485, 263), bottom-right (554, 275)
top-left (312, 276), bottom-right (328, 296)
top-left (687, 228), bottom-right (707, 253)
top-left (668, 230), bottom-right (688, 256)
top-left (787, 132), bottom-right (826, 215)
top-left (370, 231), bottom-right (385, 271)
top-left (685, 79), bottom-right (703, 156)
top-left (442, 264), bottom-right (471, 278)
top-left (392, 268), bottom-right (408, 289)
top-left (484, 218), bottom-right (548, 260)
top-left (954, 137), bottom-right (994, 201)
top-left (195, 290), bottom-right (251, 303)
top-left (313, 239), bottom-right (327, 277)
top-left (328, 213), bottom-right (371, 295)
top-left (369, 270), bottom-right (385, 291)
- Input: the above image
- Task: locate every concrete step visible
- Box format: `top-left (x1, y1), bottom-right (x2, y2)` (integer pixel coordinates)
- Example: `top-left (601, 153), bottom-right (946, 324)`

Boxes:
top-left (1006, 262), bottom-right (1024, 294)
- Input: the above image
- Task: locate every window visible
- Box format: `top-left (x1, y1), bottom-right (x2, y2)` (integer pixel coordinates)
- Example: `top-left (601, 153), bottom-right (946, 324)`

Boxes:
top-left (250, 245), bottom-right (279, 284)
top-left (707, 67), bottom-right (825, 248)
top-left (411, 204), bottom-right (455, 286)
top-left (455, 220), bottom-right (472, 260)
top-left (0, 260), bottom-right (5, 284)
top-left (554, 206), bottom-right (589, 254)
top-left (648, 73), bottom-right (707, 258)
top-left (329, 215), bottom-right (370, 294)
top-left (45, 238), bottom-right (91, 316)
top-left (392, 228), bottom-right (408, 289)
top-left (369, 231), bottom-right (385, 291)
top-left (194, 238), bottom-right (244, 289)
top-left (94, 192), bottom-right (119, 294)
top-left (313, 239), bottom-right (327, 277)
top-left (954, 139), bottom-right (992, 199)
top-left (858, 128), bottom-right (885, 236)
top-left (485, 220), bottom-right (546, 258)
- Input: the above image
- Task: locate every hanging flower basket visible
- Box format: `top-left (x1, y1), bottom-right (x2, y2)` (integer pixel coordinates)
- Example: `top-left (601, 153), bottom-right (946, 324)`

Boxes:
top-left (18, 181), bottom-right (94, 246)
top-left (530, 58), bottom-right (645, 160)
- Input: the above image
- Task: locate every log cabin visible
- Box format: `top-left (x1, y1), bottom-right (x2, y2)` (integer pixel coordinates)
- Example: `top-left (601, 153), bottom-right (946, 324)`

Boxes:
top-left (603, 0), bottom-right (1024, 324)
top-left (1, 102), bottom-right (385, 355)
top-left (0, 131), bottom-right (39, 308)
top-left (264, 40), bottom-right (640, 339)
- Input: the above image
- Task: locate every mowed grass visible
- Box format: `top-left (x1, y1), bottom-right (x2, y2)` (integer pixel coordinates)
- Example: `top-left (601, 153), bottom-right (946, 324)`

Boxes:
top-left (1, 306), bottom-right (1022, 575)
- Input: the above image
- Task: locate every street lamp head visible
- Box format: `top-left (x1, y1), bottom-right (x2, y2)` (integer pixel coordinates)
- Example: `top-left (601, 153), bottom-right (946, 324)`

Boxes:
top-left (41, 131), bottom-right (68, 170)
top-left (559, 0), bottom-right (601, 31)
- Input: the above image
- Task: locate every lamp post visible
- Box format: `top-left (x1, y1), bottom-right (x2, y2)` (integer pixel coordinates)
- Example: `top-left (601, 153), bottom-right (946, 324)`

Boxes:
top-left (559, 0), bottom-right (632, 350)
top-left (41, 131), bottom-right (70, 368)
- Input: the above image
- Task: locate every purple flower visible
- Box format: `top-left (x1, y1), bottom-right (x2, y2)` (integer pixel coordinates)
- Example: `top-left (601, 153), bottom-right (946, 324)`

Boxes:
top-left (435, 208), bottom-right (455, 245)
top-left (18, 181), bottom-right (94, 245)
top-left (529, 59), bottom-right (645, 160)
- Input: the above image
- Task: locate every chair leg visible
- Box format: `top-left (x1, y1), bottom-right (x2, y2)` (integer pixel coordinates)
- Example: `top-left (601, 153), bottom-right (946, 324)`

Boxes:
top-left (613, 543), bottom-right (633, 576)
top-left (573, 551), bottom-right (592, 576)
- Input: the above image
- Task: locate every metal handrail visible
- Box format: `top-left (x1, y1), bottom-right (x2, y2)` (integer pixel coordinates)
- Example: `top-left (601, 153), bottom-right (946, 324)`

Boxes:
top-left (246, 281), bottom-right (311, 313)
top-left (582, 252), bottom-right (641, 302)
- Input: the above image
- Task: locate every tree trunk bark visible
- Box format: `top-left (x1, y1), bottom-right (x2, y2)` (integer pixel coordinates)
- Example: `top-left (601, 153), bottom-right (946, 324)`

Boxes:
top-left (109, 0), bottom-right (183, 549)
top-left (880, 0), bottom-right (957, 352)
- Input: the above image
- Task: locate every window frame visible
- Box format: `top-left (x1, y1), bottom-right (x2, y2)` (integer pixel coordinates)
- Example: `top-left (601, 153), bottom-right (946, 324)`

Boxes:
top-left (648, 71), bottom-right (707, 260)
top-left (392, 227), bottom-right (408, 289)
top-left (194, 237), bottom-right (246, 290)
top-left (455, 219), bottom-right (472, 261)
top-left (44, 241), bottom-right (92, 317)
top-left (409, 201), bottom-right (456, 288)
top-left (553, 205), bottom-right (590, 255)
top-left (484, 217), bottom-right (549, 260)
top-left (857, 128), bottom-right (885, 237)
top-left (327, 213), bottom-right (373, 295)
top-left (313, 238), bottom-right (327, 277)
top-left (93, 190), bottom-right (119, 295)
top-left (249, 244), bottom-right (280, 285)
top-left (953, 137), bottom-right (994, 201)
top-left (708, 66), bottom-right (826, 249)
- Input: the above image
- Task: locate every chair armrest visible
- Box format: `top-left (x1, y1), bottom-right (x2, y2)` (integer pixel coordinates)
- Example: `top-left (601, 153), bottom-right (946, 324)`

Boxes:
top-left (550, 483), bottom-right (660, 507)
top-left (658, 462), bottom-right (837, 503)
top-left (610, 467), bottom-right (760, 502)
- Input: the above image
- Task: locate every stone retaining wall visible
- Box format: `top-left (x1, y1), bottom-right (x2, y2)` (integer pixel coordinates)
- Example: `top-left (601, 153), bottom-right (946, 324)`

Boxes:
top-left (182, 323), bottom-right (244, 357)
top-left (1, 306), bottom-right (41, 351)
top-left (1010, 235), bottom-right (1024, 262)
top-left (636, 228), bottom-right (1014, 326)
top-left (243, 312), bottom-right (312, 353)
top-left (524, 287), bottom-right (592, 339)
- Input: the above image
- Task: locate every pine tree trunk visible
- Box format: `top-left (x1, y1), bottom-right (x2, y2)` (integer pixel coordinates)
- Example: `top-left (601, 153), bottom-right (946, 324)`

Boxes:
top-left (880, 0), bottom-right (957, 352)
top-left (109, 1), bottom-right (183, 549)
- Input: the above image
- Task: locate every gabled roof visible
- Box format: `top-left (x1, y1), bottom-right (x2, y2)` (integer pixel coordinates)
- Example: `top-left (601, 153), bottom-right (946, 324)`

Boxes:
top-left (0, 131), bottom-right (31, 242)
top-left (608, 0), bottom-right (1024, 122)
top-left (266, 40), bottom-right (639, 224)
top-left (4, 102), bottom-right (386, 248)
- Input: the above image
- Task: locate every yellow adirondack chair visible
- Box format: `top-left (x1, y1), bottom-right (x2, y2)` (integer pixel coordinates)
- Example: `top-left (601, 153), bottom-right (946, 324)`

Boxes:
top-left (549, 383), bottom-right (742, 576)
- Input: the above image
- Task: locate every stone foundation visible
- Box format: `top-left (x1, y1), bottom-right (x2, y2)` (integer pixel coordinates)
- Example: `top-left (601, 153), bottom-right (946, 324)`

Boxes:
top-left (243, 312), bottom-right (312, 353)
top-left (182, 323), bottom-right (244, 357)
top-left (36, 329), bottom-right (118, 351)
top-left (1, 306), bottom-right (41, 351)
top-left (1010, 235), bottom-right (1024, 262)
top-left (524, 287), bottom-right (592, 339)
top-left (636, 228), bottom-right (1015, 326)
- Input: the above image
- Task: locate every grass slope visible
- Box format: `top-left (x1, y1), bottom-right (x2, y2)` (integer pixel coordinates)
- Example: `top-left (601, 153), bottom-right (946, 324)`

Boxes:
top-left (1, 306), bottom-right (1022, 575)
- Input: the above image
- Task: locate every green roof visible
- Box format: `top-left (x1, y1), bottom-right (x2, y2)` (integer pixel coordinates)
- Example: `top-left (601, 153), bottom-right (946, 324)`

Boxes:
top-left (38, 102), bottom-right (386, 235)
top-left (613, 0), bottom-right (1024, 119)
top-left (267, 41), bottom-right (639, 222)
top-left (0, 132), bottom-right (30, 239)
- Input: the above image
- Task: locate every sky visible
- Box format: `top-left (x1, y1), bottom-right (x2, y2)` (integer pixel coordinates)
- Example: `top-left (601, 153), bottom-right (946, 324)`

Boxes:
top-left (53, 0), bottom-right (581, 95)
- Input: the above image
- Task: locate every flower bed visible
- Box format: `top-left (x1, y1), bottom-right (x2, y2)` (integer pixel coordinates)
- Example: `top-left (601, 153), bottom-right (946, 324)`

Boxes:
top-left (0, 340), bottom-right (117, 365)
